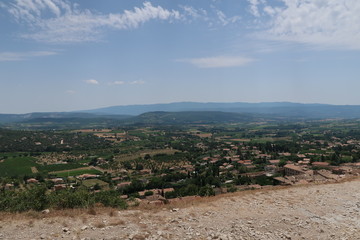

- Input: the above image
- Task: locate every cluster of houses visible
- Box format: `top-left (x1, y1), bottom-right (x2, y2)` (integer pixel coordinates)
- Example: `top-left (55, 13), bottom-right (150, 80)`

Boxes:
top-left (4, 127), bottom-right (360, 205)
top-left (198, 140), bottom-right (360, 187)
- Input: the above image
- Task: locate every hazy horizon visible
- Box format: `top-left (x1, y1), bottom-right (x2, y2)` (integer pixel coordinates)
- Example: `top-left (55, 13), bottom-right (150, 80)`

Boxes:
top-left (0, 100), bottom-right (354, 115)
top-left (1, 0), bottom-right (360, 113)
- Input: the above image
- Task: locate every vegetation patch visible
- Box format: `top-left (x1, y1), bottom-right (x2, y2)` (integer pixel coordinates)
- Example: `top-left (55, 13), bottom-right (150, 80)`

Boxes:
top-left (0, 156), bottom-right (38, 177)
top-left (82, 179), bottom-right (109, 189)
top-left (38, 163), bottom-right (84, 172)
top-left (54, 169), bottom-right (102, 178)
top-left (0, 186), bottom-right (127, 212)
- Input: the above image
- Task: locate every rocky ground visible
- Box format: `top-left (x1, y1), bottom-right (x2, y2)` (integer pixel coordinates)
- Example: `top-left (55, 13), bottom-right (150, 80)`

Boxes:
top-left (1, 179), bottom-right (359, 240)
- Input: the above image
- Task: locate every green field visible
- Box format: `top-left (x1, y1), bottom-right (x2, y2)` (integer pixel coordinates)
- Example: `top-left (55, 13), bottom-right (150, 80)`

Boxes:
top-left (0, 156), bottom-right (39, 177)
top-left (38, 163), bottom-right (84, 172)
top-left (54, 168), bottom-right (102, 178)
top-left (82, 179), bottom-right (109, 189)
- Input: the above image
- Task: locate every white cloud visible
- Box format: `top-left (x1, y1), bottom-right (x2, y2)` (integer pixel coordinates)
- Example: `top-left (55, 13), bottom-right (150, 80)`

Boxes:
top-left (3, 0), bottom-right (182, 43)
top-left (180, 5), bottom-right (208, 22)
top-left (84, 79), bottom-right (99, 85)
top-left (257, 0), bottom-right (360, 50)
top-left (2, 1), bottom-right (245, 43)
top-left (111, 81), bottom-right (126, 85)
top-left (0, 51), bottom-right (57, 61)
top-left (108, 80), bottom-right (145, 85)
top-left (180, 56), bottom-right (255, 68)
top-left (130, 80), bottom-right (145, 85)
top-left (247, 0), bottom-right (262, 17)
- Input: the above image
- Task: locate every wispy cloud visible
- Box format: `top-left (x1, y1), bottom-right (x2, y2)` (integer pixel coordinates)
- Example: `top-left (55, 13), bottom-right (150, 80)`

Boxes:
top-left (108, 80), bottom-right (145, 85)
top-left (179, 56), bottom-right (255, 68)
top-left (0, 51), bottom-right (57, 61)
top-left (3, 0), bottom-right (182, 43)
top-left (84, 79), bottom-right (99, 85)
top-left (253, 0), bottom-right (360, 50)
top-left (65, 90), bottom-right (76, 94)
top-left (215, 9), bottom-right (241, 26)
top-left (129, 80), bottom-right (145, 85)
top-left (247, 0), bottom-right (263, 17)
top-left (180, 5), bottom-right (240, 26)
top-left (110, 81), bottom-right (126, 85)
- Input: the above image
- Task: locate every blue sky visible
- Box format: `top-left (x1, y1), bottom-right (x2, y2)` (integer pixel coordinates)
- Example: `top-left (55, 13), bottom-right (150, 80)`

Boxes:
top-left (1, 0), bottom-right (360, 113)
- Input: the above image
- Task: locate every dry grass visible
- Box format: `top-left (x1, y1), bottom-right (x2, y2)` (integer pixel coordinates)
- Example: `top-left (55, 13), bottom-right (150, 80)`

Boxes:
top-left (93, 221), bottom-right (106, 228)
top-left (138, 223), bottom-right (148, 230)
top-left (108, 209), bottom-right (118, 217)
top-left (109, 219), bottom-right (125, 226)
top-left (27, 220), bottom-right (34, 227)
top-left (25, 210), bottom-right (42, 219)
top-left (189, 212), bottom-right (196, 217)
top-left (87, 208), bottom-right (97, 215)
top-left (125, 211), bottom-right (142, 219)
top-left (46, 219), bottom-right (56, 225)
top-left (81, 216), bottom-right (88, 224)
top-left (132, 234), bottom-right (147, 240)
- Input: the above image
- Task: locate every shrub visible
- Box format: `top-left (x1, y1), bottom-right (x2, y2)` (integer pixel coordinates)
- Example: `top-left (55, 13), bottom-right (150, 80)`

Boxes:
top-left (227, 185), bottom-right (237, 193)
top-left (199, 184), bottom-right (215, 197)
top-left (144, 191), bottom-right (154, 196)
top-left (0, 185), bottom-right (127, 212)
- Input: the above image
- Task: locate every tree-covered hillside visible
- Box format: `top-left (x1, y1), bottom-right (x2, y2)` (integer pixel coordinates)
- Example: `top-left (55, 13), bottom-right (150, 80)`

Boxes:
top-left (0, 128), bottom-right (111, 152)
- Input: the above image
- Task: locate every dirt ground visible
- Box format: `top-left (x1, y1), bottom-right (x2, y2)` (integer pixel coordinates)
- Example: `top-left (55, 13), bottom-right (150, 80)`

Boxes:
top-left (0, 179), bottom-right (359, 240)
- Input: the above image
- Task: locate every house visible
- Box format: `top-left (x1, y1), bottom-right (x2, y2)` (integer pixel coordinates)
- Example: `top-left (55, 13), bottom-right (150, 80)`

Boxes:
top-left (54, 184), bottom-right (67, 191)
top-left (77, 174), bottom-right (99, 180)
top-left (269, 160), bottom-right (280, 165)
top-left (50, 178), bottom-right (64, 184)
top-left (26, 178), bottom-right (39, 184)
top-left (111, 177), bottom-right (122, 182)
top-left (279, 152), bottom-right (291, 157)
top-left (140, 169), bottom-right (152, 175)
top-left (312, 162), bottom-right (330, 167)
top-left (284, 164), bottom-right (306, 176)
top-left (245, 165), bottom-right (256, 169)
top-left (4, 183), bottom-right (14, 190)
top-left (273, 177), bottom-right (292, 185)
top-left (117, 181), bottom-right (131, 189)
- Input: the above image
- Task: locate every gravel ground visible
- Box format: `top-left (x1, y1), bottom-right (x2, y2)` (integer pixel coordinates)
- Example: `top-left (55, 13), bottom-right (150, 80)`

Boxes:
top-left (1, 179), bottom-right (359, 240)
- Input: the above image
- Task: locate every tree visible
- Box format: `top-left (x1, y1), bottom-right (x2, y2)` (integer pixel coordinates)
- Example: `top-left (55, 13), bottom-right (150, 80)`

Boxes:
top-left (279, 159), bottom-right (287, 167)
top-left (199, 185), bottom-right (215, 197)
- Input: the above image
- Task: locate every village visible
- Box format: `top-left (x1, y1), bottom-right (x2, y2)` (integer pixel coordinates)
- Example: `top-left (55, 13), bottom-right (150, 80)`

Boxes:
top-left (2, 120), bottom-right (360, 208)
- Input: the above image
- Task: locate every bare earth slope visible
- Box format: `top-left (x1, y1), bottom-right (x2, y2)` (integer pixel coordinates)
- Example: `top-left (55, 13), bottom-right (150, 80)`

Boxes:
top-left (1, 179), bottom-right (359, 240)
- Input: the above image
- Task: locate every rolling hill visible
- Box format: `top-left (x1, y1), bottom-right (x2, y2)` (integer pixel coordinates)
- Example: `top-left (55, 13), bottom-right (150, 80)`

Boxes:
top-left (80, 102), bottom-right (360, 119)
top-left (3, 102), bottom-right (360, 129)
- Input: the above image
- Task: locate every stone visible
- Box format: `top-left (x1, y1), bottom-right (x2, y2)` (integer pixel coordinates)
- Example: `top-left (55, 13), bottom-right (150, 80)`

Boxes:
top-left (171, 208), bottom-right (180, 212)
top-left (81, 226), bottom-right (89, 231)
top-left (41, 209), bottom-right (50, 214)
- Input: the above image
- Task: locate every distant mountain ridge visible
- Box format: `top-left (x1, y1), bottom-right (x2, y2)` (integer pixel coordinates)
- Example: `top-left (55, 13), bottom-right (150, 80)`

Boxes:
top-left (0, 112), bottom-right (131, 124)
top-left (2, 102), bottom-right (360, 125)
top-left (81, 101), bottom-right (320, 115)
top-left (80, 101), bottom-right (360, 119)
top-left (130, 111), bottom-right (262, 124)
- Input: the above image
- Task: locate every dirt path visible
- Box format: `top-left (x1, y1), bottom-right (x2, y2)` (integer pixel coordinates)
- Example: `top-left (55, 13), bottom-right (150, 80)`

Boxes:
top-left (0, 179), bottom-right (359, 239)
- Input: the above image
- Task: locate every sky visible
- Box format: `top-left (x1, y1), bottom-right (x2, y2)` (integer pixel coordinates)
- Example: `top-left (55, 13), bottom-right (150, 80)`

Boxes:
top-left (1, 0), bottom-right (360, 113)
